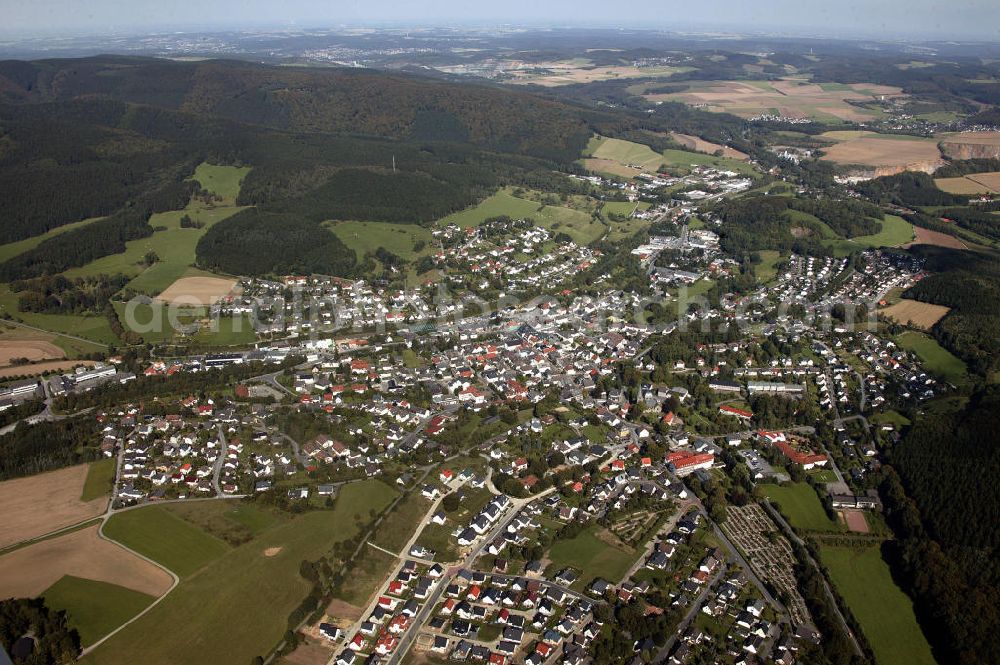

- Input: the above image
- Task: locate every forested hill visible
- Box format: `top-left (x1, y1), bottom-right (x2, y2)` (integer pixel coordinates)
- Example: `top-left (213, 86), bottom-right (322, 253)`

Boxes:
top-left (0, 56), bottom-right (596, 163)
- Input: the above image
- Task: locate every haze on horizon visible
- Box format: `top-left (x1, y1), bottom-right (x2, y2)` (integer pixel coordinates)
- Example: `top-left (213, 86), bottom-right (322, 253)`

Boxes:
top-left (2, 0), bottom-right (999, 41)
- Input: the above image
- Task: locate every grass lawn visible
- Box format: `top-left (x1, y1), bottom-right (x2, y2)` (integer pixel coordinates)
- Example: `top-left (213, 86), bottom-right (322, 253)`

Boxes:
top-left (163, 502), bottom-right (281, 545)
top-left (896, 331), bottom-right (968, 385)
top-left (0, 216), bottom-right (104, 264)
top-left (586, 136), bottom-right (665, 171)
top-left (329, 221), bottom-right (434, 263)
top-left (821, 545), bottom-right (935, 665)
top-left (42, 575), bottom-right (156, 647)
top-left (760, 483), bottom-right (843, 532)
top-left (103, 505), bottom-right (231, 578)
top-left (437, 191), bottom-right (541, 228)
top-left (870, 410), bottom-right (912, 428)
top-left (81, 458), bottom-right (117, 502)
top-left (193, 314), bottom-right (257, 346)
top-left (546, 526), bottom-right (636, 588)
top-left (190, 163), bottom-right (251, 204)
top-left (84, 481), bottom-right (397, 665)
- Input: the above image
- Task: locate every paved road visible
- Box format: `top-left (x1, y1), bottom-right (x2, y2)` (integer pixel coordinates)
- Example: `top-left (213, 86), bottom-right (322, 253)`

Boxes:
top-left (654, 563), bottom-right (727, 661)
top-left (212, 424), bottom-right (227, 494)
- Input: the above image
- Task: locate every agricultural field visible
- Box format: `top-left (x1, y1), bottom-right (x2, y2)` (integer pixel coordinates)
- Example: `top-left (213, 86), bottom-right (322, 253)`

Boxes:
top-left (817, 131), bottom-right (943, 171)
top-left (533, 204), bottom-right (606, 245)
top-left (436, 190), bottom-right (541, 228)
top-left (155, 276), bottom-right (237, 306)
top-left (584, 136), bottom-right (755, 178)
top-left (903, 226), bottom-right (968, 250)
top-left (103, 505), bottom-right (232, 578)
top-left (585, 136), bottom-right (665, 172)
top-left (503, 59), bottom-right (692, 87)
top-left (0, 321), bottom-right (105, 359)
top-left (821, 545), bottom-right (935, 665)
top-left (669, 132), bottom-right (749, 160)
top-left (880, 299), bottom-right (951, 329)
top-left (0, 524), bottom-right (173, 600)
top-left (601, 201), bottom-right (650, 217)
top-left (42, 575), bottom-right (156, 646)
top-left (760, 482), bottom-right (843, 533)
top-left (329, 220), bottom-right (435, 262)
top-left (546, 526), bottom-right (637, 589)
top-left (642, 79), bottom-right (899, 122)
top-left (82, 480), bottom-right (398, 665)
top-left (0, 464), bottom-right (109, 548)
top-left (896, 331), bottom-right (968, 385)
top-left (935, 171), bottom-right (1000, 195)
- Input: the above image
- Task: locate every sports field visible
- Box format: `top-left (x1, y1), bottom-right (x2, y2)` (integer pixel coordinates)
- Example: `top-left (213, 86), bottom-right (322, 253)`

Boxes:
top-left (83, 480), bottom-right (398, 665)
top-left (437, 190), bottom-right (541, 228)
top-left (42, 575), bottom-right (156, 646)
top-left (546, 526), bottom-right (637, 589)
top-left (821, 545), bottom-right (935, 665)
top-left (0, 464), bottom-right (109, 548)
top-left (896, 331), bottom-right (968, 384)
top-left (760, 483), bottom-right (843, 533)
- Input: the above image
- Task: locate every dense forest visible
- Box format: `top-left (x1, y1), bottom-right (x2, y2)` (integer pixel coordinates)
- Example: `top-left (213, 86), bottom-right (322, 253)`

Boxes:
top-left (0, 416), bottom-right (102, 481)
top-left (903, 246), bottom-right (1000, 377)
top-left (879, 386), bottom-right (1000, 665)
top-left (0, 597), bottom-right (80, 664)
top-left (196, 209), bottom-right (357, 277)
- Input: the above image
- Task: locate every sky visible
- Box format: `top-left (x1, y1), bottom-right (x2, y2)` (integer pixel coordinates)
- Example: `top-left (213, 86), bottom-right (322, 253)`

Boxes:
top-left (2, 0), bottom-right (998, 40)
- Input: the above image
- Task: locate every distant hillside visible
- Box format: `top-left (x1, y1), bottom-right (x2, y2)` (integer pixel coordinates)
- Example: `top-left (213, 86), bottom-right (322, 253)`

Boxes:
top-left (0, 56), bottom-right (594, 163)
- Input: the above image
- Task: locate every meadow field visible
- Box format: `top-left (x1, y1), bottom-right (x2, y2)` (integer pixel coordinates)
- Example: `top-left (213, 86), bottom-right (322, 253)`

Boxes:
top-left (546, 526), bottom-right (637, 590)
top-left (896, 331), bottom-right (968, 385)
top-left (821, 545), bottom-right (935, 665)
top-left (818, 131), bottom-right (943, 170)
top-left (436, 190), bottom-right (541, 228)
top-left (84, 480), bottom-right (398, 665)
top-left (42, 575), bottom-right (156, 646)
top-left (190, 163), bottom-right (251, 204)
top-left (329, 220), bottom-right (435, 262)
top-left (760, 483), bottom-right (843, 533)
top-left (935, 171), bottom-right (1000, 195)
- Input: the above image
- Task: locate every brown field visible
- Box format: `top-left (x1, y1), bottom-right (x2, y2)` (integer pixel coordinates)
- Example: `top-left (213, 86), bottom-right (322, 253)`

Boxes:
top-left (670, 132), bottom-right (749, 160)
top-left (643, 79), bottom-right (900, 122)
top-left (0, 359), bottom-right (95, 379)
top-left (0, 524), bottom-right (173, 599)
top-left (880, 299), bottom-right (951, 329)
top-left (0, 464), bottom-right (108, 548)
top-left (819, 134), bottom-right (943, 171)
top-left (155, 276), bottom-right (236, 306)
top-left (935, 171), bottom-right (1000, 195)
top-left (0, 339), bottom-right (64, 365)
top-left (903, 226), bottom-right (968, 250)
top-left (282, 636), bottom-right (336, 665)
top-left (325, 598), bottom-right (364, 623)
top-left (581, 158), bottom-right (643, 178)
top-left (839, 510), bottom-right (870, 534)
top-left (939, 132), bottom-right (1000, 160)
